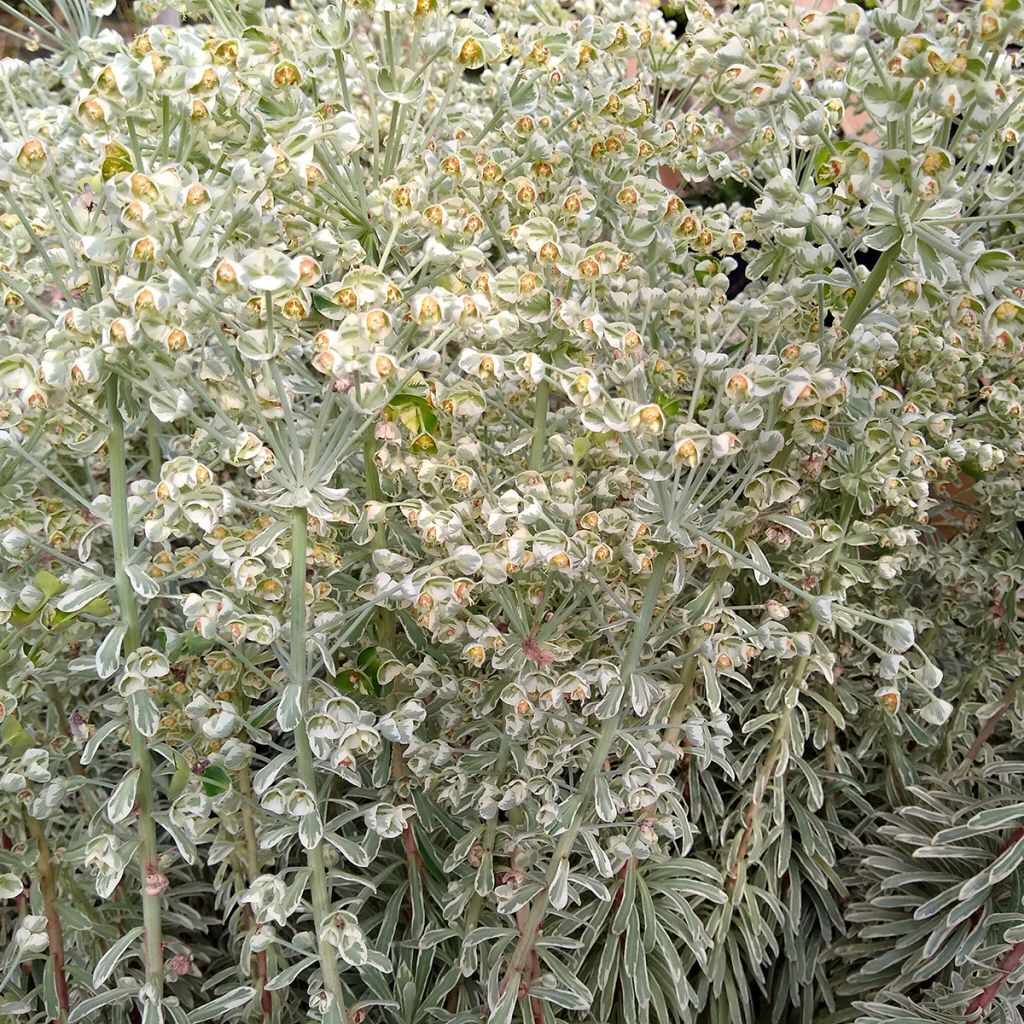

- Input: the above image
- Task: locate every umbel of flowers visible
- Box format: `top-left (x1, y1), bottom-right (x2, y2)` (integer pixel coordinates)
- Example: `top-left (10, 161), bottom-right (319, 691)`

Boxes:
top-left (0, 0), bottom-right (1022, 1021)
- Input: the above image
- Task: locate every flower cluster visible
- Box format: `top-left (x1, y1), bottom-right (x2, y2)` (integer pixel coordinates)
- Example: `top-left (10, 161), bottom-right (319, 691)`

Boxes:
top-left (0, 0), bottom-right (1023, 1022)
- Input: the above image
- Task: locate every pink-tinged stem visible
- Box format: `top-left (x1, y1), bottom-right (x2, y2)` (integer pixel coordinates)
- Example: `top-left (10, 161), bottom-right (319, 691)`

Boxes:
top-left (967, 942), bottom-right (1024, 1018)
top-left (25, 816), bottom-right (70, 1021)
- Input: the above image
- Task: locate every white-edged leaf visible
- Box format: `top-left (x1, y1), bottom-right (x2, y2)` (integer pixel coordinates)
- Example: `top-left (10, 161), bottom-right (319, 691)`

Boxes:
top-left (187, 986), bottom-right (255, 1021)
top-left (580, 829), bottom-right (613, 878)
top-left (363, 949), bottom-right (392, 973)
top-left (419, 928), bottom-right (459, 949)
top-left (298, 810), bottom-right (323, 850)
top-left (129, 692), bottom-right (161, 738)
top-left (265, 957), bottom-right (315, 991)
top-left (106, 769), bottom-right (140, 824)
top-left (987, 829), bottom-right (1024, 888)
top-left (55, 579), bottom-right (111, 613)
top-left (465, 927), bottom-right (515, 948)
top-left (141, 997), bottom-right (162, 1024)
top-left (766, 513), bottom-right (815, 539)
top-left (81, 718), bottom-right (124, 766)
top-left (745, 539), bottom-right (771, 586)
top-left (165, 1002), bottom-right (190, 1024)
top-left (532, 985), bottom-right (590, 1011)
top-left (126, 565), bottom-right (160, 599)
top-left (0, 873), bottom-right (22, 899)
top-left (496, 880), bottom-right (543, 915)
top-left (544, 950), bottom-right (593, 1007)
top-left (253, 751), bottom-right (294, 795)
top-left (487, 980), bottom-right (518, 1024)
top-left (92, 926), bottom-right (143, 987)
top-left (550, 855), bottom-right (570, 910)
top-left (68, 987), bottom-right (139, 1022)
top-left (967, 803), bottom-right (1024, 833)
top-left (157, 813), bottom-right (198, 866)
top-left (276, 683), bottom-right (302, 731)
top-left (594, 775), bottom-right (616, 823)
top-left (249, 520), bottom-right (288, 555)
top-left (324, 833), bottom-right (369, 867)
top-left (96, 625), bottom-right (127, 679)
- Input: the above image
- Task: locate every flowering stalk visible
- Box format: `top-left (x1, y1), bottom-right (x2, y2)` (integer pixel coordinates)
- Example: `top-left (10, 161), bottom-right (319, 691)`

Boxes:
top-left (493, 549), bottom-right (671, 1012)
top-left (363, 427), bottom-right (421, 926)
top-left (105, 375), bottom-right (164, 1000)
top-left (725, 496), bottom-right (855, 892)
top-left (288, 506), bottom-right (346, 1014)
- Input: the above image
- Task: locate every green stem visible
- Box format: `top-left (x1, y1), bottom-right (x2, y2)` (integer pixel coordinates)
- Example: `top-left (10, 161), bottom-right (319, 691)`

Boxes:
top-left (528, 376), bottom-right (550, 474)
top-left (289, 507), bottom-right (346, 1015)
top-left (841, 241), bottom-right (901, 334)
top-left (105, 375), bottom-right (164, 1000)
top-left (493, 550), bottom-right (671, 1009)
top-left (363, 429), bottom-right (416, 908)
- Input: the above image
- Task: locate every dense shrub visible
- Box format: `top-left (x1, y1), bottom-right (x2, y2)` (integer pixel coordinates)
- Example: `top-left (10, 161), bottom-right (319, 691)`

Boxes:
top-left (0, 1), bottom-right (1023, 1023)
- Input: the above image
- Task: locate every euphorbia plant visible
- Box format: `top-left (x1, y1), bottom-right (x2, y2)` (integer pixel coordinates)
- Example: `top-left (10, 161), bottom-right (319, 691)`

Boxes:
top-left (0, 1), bottom-right (1023, 1023)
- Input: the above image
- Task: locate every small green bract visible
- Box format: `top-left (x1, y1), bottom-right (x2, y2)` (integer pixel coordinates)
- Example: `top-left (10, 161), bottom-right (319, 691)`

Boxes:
top-left (0, 0), bottom-right (1023, 1022)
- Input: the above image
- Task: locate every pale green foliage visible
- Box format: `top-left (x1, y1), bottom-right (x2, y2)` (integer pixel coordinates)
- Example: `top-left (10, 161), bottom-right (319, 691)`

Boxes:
top-left (0, 1), bottom-right (1023, 1024)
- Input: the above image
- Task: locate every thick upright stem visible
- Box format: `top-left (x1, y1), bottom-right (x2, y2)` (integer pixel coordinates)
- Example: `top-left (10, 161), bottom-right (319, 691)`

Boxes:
top-left (528, 377), bottom-right (550, 474)
top-left (967, 942), bottom-right (1024, 1019)
top-left (362, 433), bottom-right (420, 926)
top-left (288, 507), bottom-right (346, 1014)
top-left (725, 648), bottom-right (810, 890)
top-left (105, 376), bottom-right (164, 999)
top-left (24, 815), bottom-right (69, 1022)
top-left (493, 550), bottom-right (671, 1007)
